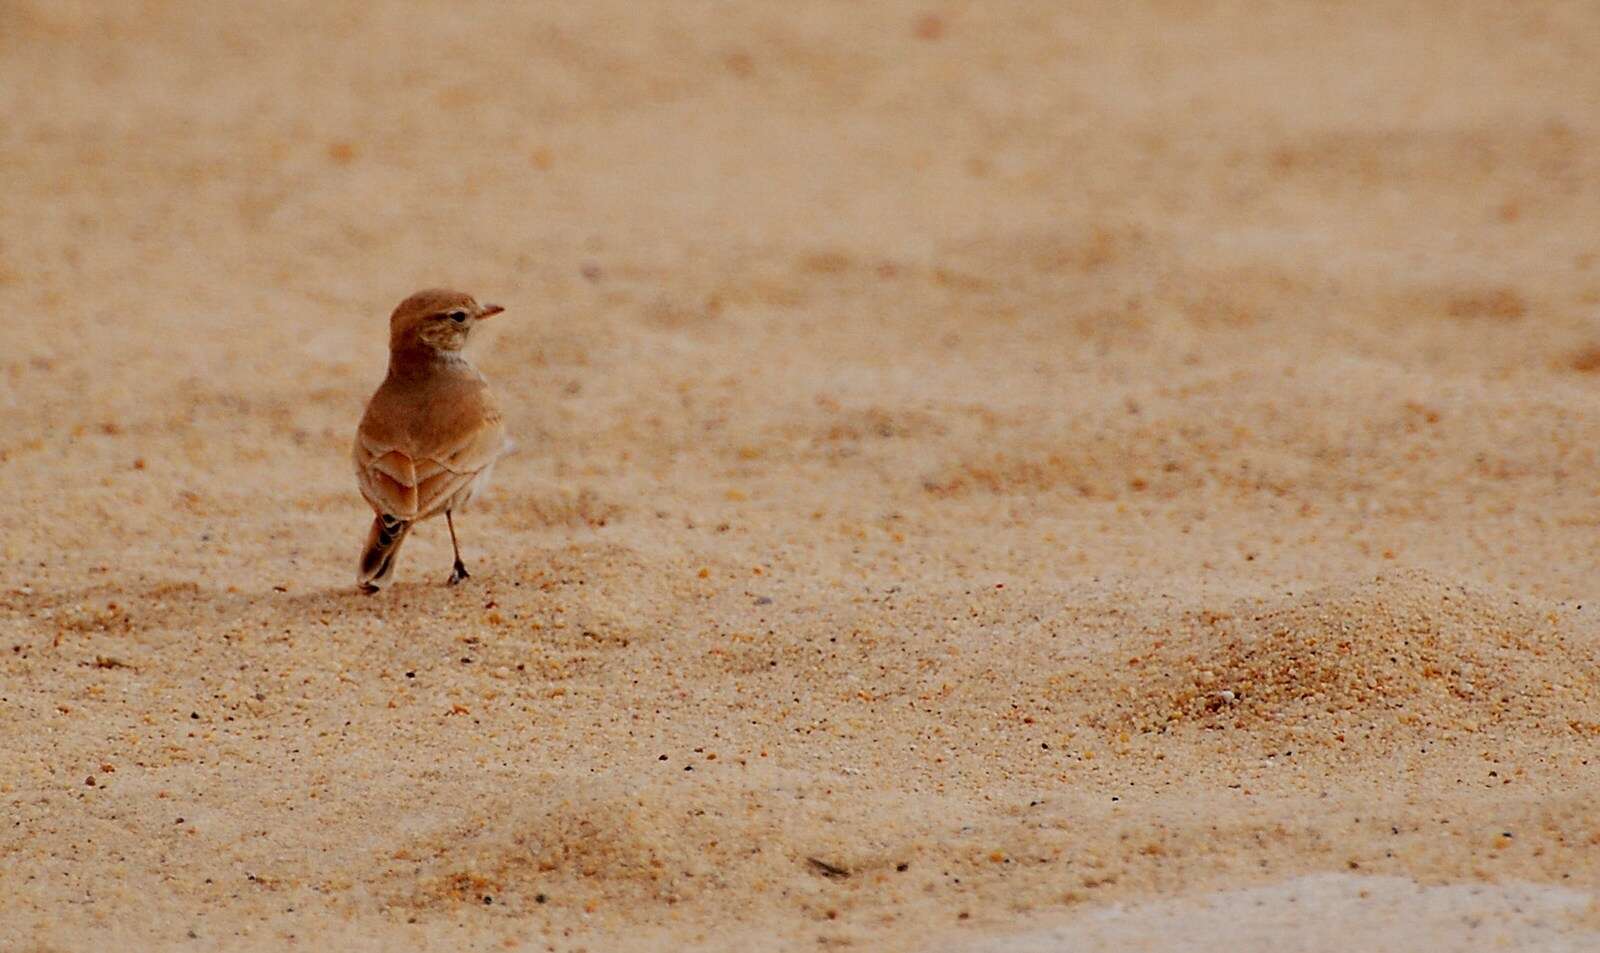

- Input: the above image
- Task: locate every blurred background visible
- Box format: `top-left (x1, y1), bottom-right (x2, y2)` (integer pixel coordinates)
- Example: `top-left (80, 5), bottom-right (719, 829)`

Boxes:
top-left (5, 0), bottom-right (1599, 590)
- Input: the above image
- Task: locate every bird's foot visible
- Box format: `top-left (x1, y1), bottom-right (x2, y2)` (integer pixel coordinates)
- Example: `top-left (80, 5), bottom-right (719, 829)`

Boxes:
top-left (358, 582), bottom-right (381, 595)
top-left (447, 561), bottom-right (471, 586)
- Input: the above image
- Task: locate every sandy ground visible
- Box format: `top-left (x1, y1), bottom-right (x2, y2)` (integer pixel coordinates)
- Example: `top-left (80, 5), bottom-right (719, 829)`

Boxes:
top-left (5, 2), bottom-right (1600, 950)
top-left (952, 875), bottom-right (1600, 953)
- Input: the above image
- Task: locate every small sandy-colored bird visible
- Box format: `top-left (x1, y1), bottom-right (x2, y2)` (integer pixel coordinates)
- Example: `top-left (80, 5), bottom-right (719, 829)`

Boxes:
top-left (353, 289), bottom-right (511, 592)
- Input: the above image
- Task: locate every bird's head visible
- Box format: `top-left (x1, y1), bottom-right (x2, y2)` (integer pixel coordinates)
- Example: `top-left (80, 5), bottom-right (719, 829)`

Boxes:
top-left (388, 288), bottom-right (504, 355)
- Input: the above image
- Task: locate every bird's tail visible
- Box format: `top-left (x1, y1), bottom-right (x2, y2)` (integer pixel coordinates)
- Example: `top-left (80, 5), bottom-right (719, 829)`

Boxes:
top-left (357, 515), bottom-right (411, 592)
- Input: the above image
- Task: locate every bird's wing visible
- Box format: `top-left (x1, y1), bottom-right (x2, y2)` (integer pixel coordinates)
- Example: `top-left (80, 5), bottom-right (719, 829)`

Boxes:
top-left (410, 415), bottom-right (507, 517)
top-left (354, 433), bottom-right (422, 519)
top-left (356, 416), bottom-right (506, 520)
top-left (433, 412), bottom-right (509, 474)
top-left (410, 466), bottom-right (479, 520)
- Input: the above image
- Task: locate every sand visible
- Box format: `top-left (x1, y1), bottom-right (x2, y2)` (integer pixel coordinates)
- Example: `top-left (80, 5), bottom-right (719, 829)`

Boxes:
top-left (4, 1), bottom-right (1600, 950)
top-left (953, 874), bottom-right (1600, 953)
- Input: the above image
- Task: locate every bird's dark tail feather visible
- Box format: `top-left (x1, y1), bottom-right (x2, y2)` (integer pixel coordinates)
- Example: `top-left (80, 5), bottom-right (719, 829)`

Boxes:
top-left (357, 515), bottom-right (411, 592)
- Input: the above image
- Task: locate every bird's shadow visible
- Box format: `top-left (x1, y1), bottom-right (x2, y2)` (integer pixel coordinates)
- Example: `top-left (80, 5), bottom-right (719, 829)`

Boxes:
top-left (0, 575), bottom-right (494, 649)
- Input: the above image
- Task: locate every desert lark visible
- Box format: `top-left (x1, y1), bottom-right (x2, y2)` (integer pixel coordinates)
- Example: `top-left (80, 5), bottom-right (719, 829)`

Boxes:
top-left (353, 289), bottom-right (510, 592)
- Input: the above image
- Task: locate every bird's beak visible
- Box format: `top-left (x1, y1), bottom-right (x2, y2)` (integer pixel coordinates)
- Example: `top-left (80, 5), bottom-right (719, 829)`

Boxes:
top-left (478, 304), bottom-right (505, 320)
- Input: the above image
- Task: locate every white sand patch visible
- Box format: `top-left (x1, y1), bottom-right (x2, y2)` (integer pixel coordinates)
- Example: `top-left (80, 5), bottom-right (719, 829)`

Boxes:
top-left (948, 875), bottom-right (1599, 953)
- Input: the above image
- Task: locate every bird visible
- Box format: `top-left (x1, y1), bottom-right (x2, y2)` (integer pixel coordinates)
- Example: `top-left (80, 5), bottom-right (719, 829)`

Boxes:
top-left (352, 288), bottom-right (511, 592)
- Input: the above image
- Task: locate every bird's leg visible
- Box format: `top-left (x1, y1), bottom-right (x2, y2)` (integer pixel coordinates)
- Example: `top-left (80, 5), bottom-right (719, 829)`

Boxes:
top-left (445, 510), bottom-right (470, 585)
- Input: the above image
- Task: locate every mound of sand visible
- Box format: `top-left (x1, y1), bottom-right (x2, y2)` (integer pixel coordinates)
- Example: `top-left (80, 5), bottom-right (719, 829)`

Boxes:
top-left (1105, 571), bottom-right (1600, 743)
top-left (397, 788), bottom-right (732, 912)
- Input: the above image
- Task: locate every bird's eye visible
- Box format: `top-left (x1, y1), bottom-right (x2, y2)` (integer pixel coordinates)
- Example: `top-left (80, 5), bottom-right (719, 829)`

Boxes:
top-left (447, 311), bottom-right (468, 323)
